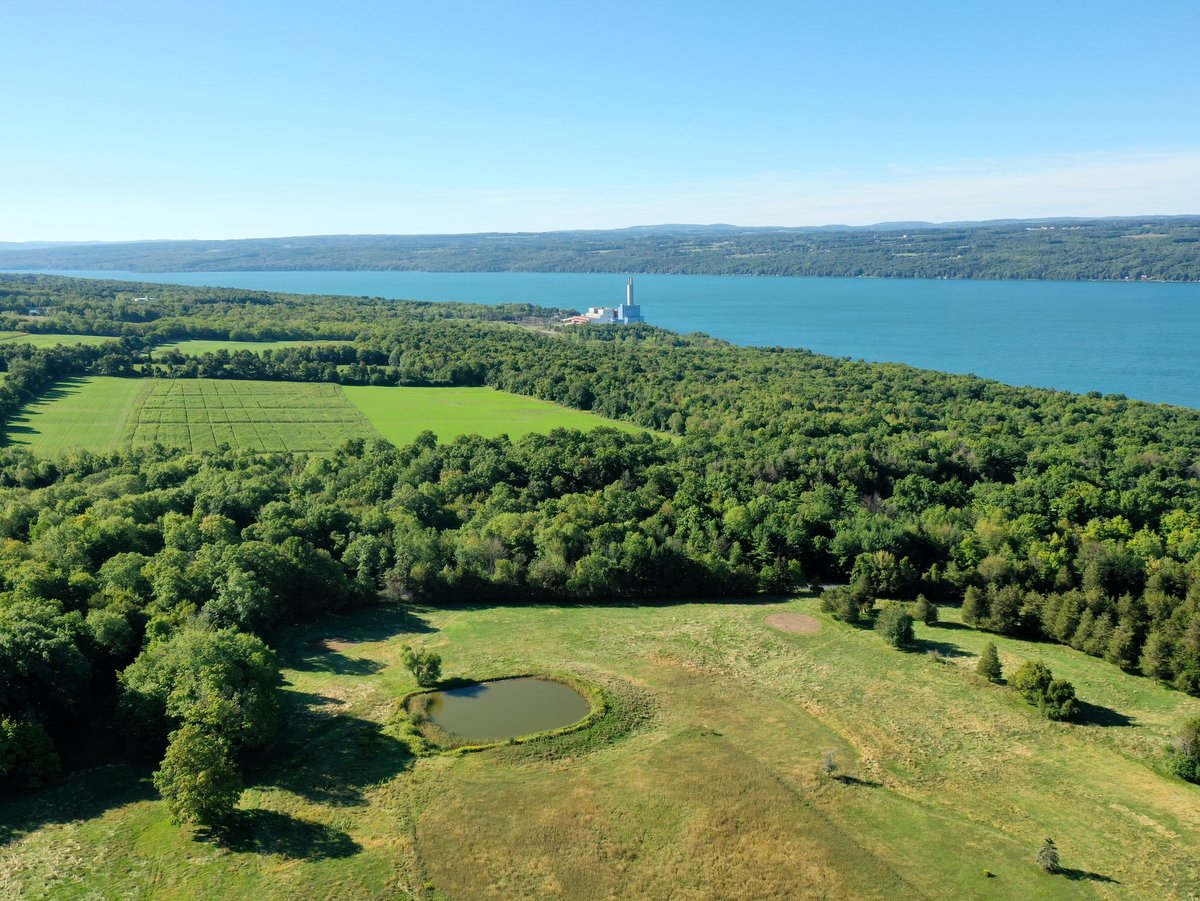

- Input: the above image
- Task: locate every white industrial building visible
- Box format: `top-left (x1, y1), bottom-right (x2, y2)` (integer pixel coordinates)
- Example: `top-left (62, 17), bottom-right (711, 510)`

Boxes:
top-left (564, 277), bottom-right (644, 325)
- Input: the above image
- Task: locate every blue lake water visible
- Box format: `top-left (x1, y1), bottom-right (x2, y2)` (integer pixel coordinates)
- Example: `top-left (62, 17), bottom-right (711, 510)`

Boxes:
top-left (23, 269), bottom-right (1200, 408)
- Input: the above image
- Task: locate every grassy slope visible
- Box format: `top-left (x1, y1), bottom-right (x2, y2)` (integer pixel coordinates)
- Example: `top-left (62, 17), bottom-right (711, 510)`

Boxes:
top-left (150, 339), bottom-right (353, 357)
top-left (343, 385), bottom-right (644, 445)
top-left (1, 599), bottom-right (1196, 900)
top-left (4, 376), bottom-right (147, 453)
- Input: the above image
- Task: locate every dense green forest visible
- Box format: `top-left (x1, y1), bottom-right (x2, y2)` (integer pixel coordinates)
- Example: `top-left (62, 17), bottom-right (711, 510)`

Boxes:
top-left (3, 216), bottom-right (1200, 281)
top-left (2, 272), bottom-right (1200, 795)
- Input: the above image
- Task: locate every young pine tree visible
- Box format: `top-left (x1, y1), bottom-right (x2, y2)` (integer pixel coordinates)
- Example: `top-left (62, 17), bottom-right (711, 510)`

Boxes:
top-left (1036, 837), bottom-right (1060, 873)
top-left (819, 749), bottom-right (839, 779)
top-left (976, 642), bottom-right (1003, 682)
top-left (961, 585), bottom-right (988, 626)
top-left (914, 594), bottom-right (938, 626)
top-left (874, 603), bottom-right (915, 649)
top-left (1168, 715), bottom-right (1200, 783)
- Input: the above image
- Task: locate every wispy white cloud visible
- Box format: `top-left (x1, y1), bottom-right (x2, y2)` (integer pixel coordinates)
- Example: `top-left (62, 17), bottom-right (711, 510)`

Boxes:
top-left (3, 149), bottom-right (1197, 240)
top-left (436, 148), bottom-right (1200, 231)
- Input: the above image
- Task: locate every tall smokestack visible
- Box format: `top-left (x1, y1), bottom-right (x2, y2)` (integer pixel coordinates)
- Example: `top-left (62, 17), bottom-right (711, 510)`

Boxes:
top-left (627, 277), bottom-right (634, 307)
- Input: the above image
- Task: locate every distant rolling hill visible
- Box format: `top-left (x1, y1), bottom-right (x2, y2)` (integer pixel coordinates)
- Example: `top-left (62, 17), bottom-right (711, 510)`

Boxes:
top-left (2, 216), bottom-right (1198, 281)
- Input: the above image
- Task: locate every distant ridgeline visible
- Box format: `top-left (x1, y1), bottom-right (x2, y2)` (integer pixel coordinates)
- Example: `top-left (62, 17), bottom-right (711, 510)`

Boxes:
top-left (2, 216), bottom-right (1200, 281)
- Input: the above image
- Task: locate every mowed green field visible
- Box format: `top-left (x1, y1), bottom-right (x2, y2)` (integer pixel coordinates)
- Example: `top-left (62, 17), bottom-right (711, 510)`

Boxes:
top-left (151, 338), bottom-right (353, 357)
top-left (5, 377), bottom-right (148, 453)
top-left (124, 380), bottom-right (377, 453)
top-left (7, 378), bottom-right (645, 455)
top-left (342, 385), bottom-right (643, 445)
top-left (0, 332), bottom-right (119, 348)
top-left (2, 598), bottom-right (1196, 900)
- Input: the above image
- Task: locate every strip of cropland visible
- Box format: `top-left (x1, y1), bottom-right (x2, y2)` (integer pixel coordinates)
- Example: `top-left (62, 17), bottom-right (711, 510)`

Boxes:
top-left (0, 332), bottom-right (119, 348)
top-left (342, 385), bottom-right (643, 445)
top-left (150, 338), bottom-right (354, 357)
top-left (6, 378), bottom-right (646, 456)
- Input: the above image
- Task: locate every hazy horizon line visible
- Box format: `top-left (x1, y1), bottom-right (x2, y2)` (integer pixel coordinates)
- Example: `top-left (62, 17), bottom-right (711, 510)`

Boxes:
top-left (3, 212), bottom-right (1197, 247)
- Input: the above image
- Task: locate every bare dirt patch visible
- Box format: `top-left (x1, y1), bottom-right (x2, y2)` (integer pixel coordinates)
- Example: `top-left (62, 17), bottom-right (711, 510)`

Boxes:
top-left (764, 613), bottom-right (822, 635)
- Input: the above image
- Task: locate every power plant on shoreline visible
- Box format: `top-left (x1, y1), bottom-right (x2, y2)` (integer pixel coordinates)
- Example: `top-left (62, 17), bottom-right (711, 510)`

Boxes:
top-left (562, 277), bottom-right (645, 325)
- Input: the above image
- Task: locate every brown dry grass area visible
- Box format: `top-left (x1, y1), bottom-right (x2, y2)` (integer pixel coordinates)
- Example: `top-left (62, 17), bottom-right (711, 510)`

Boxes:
top-left (416, 735), bottom-right (908, 901)
top-left (764, 613), bottom-right (822, 634)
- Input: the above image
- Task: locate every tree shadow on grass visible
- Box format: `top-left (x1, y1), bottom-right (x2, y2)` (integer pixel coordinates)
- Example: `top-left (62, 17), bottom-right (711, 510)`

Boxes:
top-left (1061, 867), bottom-right (1120, 884)
top-left (210, 809), bottom-right (361, 860)
top-left (249, 691), bottom-right (413, 808)
top-left (927, 620), bottom-right (972, 632)
top-left (909, 636), bottom-right (971, 658)
top-left (834, 775), bottom-right (883, 788)
top-left (1, 377), bottom-right (91, 447)
top-left (0, 763), bottom-right (156, 846)
top-left (1074, 701), bottom-right (1136, 728)
top-left (283, 603), bottom-right (435, 659)
top-left (291, 642), bottom-right (386, 676)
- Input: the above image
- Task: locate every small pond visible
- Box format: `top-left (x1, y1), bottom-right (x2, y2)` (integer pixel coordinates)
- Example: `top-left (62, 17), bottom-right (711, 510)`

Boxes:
top-left (424, 677), bottom-right (591, 742)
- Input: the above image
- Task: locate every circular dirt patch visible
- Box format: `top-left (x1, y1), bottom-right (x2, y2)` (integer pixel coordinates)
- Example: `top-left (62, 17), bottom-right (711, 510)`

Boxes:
top-left (764, 613), bottom-right (822, 635)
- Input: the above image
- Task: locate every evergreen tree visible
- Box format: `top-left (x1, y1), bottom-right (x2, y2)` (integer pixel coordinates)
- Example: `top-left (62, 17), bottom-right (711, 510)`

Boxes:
top-left (821, 586), bottom-right (860, 623)
top-left (976, 642), bottom-right (1003, 682)
top-left (962, 586), bottom-right (987, 626)
top-left (1011, 660), bottom-right (1053, 702)
top-left (874, 603), bottom-right (915, 649)
top-left (1168, 715), bottom-right (1200, 783)
top-left (1036, 837), bottom-right (1060, 873)
top-left (1039, 679), bottom-right (1080, 721)
top-left (819, 749), bottom-right (839, 779)
top-left (914, 594), bottom-right (938, 626)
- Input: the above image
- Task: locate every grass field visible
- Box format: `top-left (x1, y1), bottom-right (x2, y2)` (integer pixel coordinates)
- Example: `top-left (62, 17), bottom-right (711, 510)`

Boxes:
top-left (123, 380), bottom-right (376, 453)
top-left (5, 377), bottom-right (147, 453)
top-left (7, 378), bottom-right (645, 456)
top-left (343, 385), bottom-right (643, 445)
top-left (0, 332), bottom-right (119, 348)
top-left (151, 339), bottom-right (354, 358)
top-left (2, 597), bottom-right (1196, 899)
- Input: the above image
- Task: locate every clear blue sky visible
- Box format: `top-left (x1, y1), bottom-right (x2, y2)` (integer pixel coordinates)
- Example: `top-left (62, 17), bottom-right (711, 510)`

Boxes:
top-left (4, 0), bottom-right (1197, 240)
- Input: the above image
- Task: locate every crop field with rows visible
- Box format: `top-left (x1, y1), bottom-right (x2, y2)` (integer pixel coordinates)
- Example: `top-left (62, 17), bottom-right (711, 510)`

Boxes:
top-left (123, 379), bottom-right (375, 452)
top-left (6, 377), bottom-right (642, 456)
